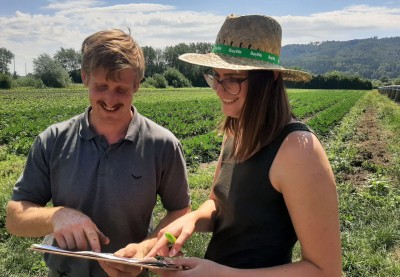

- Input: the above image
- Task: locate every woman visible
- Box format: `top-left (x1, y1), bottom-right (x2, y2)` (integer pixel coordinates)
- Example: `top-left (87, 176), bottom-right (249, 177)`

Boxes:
top-left (120, 14), bottom-right (342, 277)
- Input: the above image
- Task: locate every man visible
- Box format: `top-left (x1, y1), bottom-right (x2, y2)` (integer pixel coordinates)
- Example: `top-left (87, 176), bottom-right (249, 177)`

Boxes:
top-left (6, 29), bottom-right (190, 277)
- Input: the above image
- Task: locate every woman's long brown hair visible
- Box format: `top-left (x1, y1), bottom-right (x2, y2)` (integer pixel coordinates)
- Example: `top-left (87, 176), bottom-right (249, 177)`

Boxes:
top-left (222, 70), bottom-right (294, 161)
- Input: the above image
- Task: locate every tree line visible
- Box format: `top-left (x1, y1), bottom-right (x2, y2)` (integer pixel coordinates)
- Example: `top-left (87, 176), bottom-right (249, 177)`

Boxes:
top-left (0, 42), bottom-right (380, 90)
top-left (286, 71), bottom-right (373, 90)
top-left (0, 43), bottom-right (212, 89)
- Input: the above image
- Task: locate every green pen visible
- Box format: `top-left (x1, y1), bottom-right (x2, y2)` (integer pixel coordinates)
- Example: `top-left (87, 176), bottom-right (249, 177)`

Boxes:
top-left (165, 232), bottom-right (177, 244)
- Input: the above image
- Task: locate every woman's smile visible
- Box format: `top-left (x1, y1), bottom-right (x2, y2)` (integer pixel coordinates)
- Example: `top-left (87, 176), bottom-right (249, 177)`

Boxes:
top-left (221, 97), bottom-right (239, 103)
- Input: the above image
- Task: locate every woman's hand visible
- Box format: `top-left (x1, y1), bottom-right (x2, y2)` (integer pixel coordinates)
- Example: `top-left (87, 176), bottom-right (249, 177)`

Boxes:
top-left (146, 212), bottom-right (197, 258)
top-left (151, 257), bottom-right (228, 277)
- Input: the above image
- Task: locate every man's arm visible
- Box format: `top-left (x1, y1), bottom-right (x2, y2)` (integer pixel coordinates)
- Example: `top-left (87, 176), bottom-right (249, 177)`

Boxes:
top-left (6, 200), bottom-right (109, 252)
top-left (6, 200), bottom-right (58, 237)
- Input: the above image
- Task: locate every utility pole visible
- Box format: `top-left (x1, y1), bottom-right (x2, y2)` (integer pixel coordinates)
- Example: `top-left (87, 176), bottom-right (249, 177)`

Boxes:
top-left (13, 57), bottom-right (16, 78)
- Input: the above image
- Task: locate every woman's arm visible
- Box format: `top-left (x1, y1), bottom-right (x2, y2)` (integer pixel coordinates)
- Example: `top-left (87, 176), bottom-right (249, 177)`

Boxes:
top-left (268, 130), bottom-right (342, 277)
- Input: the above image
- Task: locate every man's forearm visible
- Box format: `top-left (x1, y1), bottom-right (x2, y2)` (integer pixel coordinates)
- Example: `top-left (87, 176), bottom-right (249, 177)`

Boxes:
top-left (6, 200), bottom-right (59, 237)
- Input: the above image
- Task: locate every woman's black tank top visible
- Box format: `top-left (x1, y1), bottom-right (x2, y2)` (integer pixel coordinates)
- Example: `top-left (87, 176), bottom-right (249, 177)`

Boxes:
top-left (204, 123), bottom-right (311, 268)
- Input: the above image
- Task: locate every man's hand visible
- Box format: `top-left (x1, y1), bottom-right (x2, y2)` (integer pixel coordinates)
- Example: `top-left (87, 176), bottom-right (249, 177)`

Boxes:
top-left (98, 261), bottom-right (144, 277)
top-left (51, 207), bottom-right (109, 252)
top-left (99, 242), bottom-right (148, 277)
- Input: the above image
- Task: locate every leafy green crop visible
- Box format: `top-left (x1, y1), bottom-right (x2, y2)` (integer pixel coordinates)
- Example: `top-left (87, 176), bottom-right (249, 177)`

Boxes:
top-left (0, 88), bottom-right (366, 168)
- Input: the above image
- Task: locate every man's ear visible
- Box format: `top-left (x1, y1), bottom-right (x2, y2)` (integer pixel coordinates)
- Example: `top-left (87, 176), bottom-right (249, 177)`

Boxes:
top-left (133, 80), bottom-right (140, 94)
top-left (81, 70), bottom-right (88, 86)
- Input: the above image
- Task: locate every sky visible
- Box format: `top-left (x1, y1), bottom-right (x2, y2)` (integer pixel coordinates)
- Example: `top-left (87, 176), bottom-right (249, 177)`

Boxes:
top-left (1, 0), bottom-right (399, 76)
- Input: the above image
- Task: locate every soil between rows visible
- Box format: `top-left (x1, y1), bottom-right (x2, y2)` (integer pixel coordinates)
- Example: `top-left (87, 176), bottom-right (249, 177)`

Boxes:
top-left (340, 106), bottom-right (392, 187)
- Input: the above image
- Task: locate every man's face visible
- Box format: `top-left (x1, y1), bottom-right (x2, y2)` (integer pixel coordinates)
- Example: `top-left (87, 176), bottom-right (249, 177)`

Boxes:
top-left (83, 67), bottom-right (138, 128)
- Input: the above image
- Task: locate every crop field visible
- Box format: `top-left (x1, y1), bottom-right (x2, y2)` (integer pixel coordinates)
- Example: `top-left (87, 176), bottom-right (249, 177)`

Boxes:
top-left (1, 87), bottom-right (400, 276)
top-left (0, 87), bottom-right (365, 166)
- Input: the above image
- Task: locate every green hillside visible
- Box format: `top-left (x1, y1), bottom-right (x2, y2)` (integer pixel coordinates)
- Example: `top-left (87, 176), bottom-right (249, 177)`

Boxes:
top-left (281, 37), bottom-right (400, 80)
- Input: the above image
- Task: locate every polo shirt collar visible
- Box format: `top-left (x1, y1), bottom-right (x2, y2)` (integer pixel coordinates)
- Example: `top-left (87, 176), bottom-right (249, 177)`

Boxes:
top-left (79, 107), bottom-right (96, 140)
top-left (125, 106), bottom-right (141, 142)
top-left (79, 106), bottom-right (141, 142)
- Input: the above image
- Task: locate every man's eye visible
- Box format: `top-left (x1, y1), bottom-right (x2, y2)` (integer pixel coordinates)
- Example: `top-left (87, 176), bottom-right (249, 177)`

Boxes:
top-left (117, 89), bottom-right (127, 94)
top-left (97, 85), bottom-right (107, 91)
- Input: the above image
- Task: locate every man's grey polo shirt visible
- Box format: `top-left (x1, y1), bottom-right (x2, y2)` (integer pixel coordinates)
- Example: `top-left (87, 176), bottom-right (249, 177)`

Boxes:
top-left (12, 106), bottom-right (190, 276)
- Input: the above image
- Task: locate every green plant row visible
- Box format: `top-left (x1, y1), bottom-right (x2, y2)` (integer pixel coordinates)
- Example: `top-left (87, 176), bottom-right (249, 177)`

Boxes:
top-left (290, 90), bottom-right (365, 119)
top-left (306, 91), bottom-right (366, 136)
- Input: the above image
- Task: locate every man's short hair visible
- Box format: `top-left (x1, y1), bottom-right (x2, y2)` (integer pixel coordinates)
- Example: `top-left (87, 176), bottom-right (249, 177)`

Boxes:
top-left (81, 29), bottom-right (145, 83)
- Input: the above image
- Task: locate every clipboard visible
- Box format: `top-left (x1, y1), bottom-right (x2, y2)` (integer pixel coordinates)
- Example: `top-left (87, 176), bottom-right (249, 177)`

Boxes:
top-left (29, 244), bottom-right (183, 271)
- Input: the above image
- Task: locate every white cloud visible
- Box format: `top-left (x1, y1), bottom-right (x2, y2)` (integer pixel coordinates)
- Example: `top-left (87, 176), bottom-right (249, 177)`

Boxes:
top-left (278, 5), bottom-right (400, 44)
top-left (43, 0), bottom-right (105, 11)
top-left (0, 2), bottom-right (223, 75)
top-left (1, 2), bottom-right (399, 75)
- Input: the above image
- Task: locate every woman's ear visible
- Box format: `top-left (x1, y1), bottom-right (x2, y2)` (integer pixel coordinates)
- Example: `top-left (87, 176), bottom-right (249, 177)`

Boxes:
top-left (273, 71), bottom-right (279, 81)
top-left (81, 70), bottom-right (88, 86)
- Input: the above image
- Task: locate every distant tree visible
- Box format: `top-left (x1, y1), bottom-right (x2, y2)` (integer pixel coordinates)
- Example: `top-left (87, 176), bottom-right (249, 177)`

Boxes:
top-left (54, 47), bottom-right (82, 83)
top-left (0, 73), bottom-right (12, 89)
top-left (163, 43), bottom-right (191, 71)
top-left (54, 47), bottom-right (81, 72)
top-left (379, 76), bottom-right (391, 86)
top-left (163, 42), bottom-right (212, 87)
top-left (142, 74), bottom-right (168, 88)
top-left (142, 46), bottom-right (165, 77)
top-left (0, 47), bottom-right (14, 74)
top-left (33, 53), bottom-right (71, 88)
top-left (286, 71), bottom-right (372, 90)
top-left (163, 67), bottom-right (191, 88)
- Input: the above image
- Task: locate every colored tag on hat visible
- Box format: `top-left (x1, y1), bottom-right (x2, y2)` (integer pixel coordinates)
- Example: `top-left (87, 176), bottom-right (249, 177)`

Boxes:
top-left (212, 44), bottom-right (280, 65)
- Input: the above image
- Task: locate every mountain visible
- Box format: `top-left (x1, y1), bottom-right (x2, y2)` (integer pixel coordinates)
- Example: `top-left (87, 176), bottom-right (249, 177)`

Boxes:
top-left (280, 37), bottom-right (400, 80)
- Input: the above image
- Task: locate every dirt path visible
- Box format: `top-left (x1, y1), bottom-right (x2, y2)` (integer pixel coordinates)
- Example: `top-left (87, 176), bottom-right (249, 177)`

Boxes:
top-left (342, 105), bottom-right (393, 187)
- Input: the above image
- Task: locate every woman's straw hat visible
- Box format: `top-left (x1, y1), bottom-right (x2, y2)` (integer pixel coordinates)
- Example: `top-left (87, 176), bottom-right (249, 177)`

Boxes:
top-left (179, 14), bottom-right (312, 82)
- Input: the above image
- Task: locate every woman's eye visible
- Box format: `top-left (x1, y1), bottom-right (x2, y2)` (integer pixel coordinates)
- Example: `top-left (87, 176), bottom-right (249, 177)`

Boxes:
top-left (226, 79), bottom-right (238, 84)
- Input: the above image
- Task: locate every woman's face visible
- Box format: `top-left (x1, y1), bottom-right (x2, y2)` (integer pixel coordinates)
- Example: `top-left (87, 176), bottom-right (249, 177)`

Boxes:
top-left (212, 68), bottom-right (249, 118)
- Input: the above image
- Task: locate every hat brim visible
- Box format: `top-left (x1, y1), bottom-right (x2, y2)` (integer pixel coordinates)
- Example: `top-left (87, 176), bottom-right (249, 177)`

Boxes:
top-left (179, 53), bottom-right (312, 82)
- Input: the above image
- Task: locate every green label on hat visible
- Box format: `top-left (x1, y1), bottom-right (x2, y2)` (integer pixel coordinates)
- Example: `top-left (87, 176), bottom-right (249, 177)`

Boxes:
top-left (212, 44), bottom-right (280, 65)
